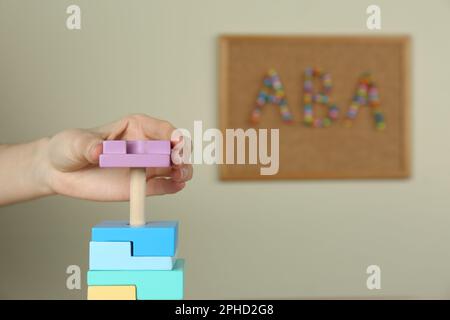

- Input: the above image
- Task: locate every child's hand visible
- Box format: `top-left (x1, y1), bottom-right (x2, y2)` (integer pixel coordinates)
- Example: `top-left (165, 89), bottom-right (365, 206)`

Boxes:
top-left (41, 114), bottom-right (193, 201)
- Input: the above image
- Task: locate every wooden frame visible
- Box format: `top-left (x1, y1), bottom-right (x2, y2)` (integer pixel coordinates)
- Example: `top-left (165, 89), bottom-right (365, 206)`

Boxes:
top-left (219, 35), bottom-right (411, 180)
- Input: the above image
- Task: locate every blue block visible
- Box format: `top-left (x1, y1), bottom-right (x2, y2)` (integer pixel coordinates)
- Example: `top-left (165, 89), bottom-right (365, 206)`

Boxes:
top-left (89, 241), bottom-right (175, 270)
top-left (88, 259), bottom-right (184, 300)
top-left (91, 220), bottom-right (177, 256)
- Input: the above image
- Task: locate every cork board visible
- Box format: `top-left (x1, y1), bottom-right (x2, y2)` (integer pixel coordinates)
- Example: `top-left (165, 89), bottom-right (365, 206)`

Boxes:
top-left (219, 35), bottom-right (411, 180)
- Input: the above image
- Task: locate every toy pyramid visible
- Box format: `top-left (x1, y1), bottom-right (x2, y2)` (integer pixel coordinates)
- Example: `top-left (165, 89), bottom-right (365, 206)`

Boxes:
top-left (87, 140), bottom-right (184, 300)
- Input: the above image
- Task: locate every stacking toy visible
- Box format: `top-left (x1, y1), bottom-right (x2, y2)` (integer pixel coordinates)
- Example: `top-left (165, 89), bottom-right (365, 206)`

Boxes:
top-left (87, 140), bottom-right (184, 300)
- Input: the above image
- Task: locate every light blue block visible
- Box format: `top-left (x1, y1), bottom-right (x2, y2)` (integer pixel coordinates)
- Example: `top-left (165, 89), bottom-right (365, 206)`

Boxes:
top-left (89, 242), bottom-right (175, 270)
top-left (87, 259), bottom-right (184, 300)
top-left (91, 220), bottom-right (177, 256)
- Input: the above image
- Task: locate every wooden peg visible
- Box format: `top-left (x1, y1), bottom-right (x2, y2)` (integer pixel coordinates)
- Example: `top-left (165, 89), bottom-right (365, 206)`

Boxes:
top-left (129, 168), bottom-right (146, 226)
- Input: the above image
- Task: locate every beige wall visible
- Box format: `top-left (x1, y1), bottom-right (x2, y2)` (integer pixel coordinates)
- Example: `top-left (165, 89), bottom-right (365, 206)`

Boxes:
top-left (1, 0), bottom-right (450, 299)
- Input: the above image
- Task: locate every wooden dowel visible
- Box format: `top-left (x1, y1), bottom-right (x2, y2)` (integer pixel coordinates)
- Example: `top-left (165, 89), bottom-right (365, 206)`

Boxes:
top-left (129, 168), bottom-right (146, 226)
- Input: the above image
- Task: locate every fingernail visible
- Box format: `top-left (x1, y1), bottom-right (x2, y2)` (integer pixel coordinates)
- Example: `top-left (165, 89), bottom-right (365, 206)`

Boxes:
top-left (182, 167), bottom-right (189, 179)
top-left (177, 182), bottom-right (186, 188)
top-left (89, 142), bottom-right (102, 163)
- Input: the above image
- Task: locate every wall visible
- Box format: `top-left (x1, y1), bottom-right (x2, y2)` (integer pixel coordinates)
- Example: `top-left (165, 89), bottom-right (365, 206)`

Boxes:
top-left (0, 0), bottom-right (449, 299)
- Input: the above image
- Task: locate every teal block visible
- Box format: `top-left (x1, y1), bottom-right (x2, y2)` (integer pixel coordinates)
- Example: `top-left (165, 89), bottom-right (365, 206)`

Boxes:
top-left (89, 242), bottom-right (175, 270)
top-left (87, 259), bottom-right (184, 300)
top-left (91, 220), bottom-right (178, 256)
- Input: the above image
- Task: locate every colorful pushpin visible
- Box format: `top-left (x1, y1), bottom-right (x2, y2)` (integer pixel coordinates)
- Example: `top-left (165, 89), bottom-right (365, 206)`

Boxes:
top-left (302, 67), bottom-right (339, 128)
top-left (250, 69), bottom-right (294, 124)
top-left (345, 72), bottom-right (385, 130)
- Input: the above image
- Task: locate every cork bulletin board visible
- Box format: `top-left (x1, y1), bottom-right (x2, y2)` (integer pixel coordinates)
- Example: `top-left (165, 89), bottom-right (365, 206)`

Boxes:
top-left (219, 35), bottom-right (411, 180)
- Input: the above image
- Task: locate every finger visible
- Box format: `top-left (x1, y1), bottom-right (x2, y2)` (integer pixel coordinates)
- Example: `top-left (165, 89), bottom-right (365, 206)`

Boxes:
top-left (90, 117), bottom-right (128, 140)
top-left (92, 114), bottom-right (177, 141)
top-left (140, 116), bottom-right (176, 140)
top-left (147, 165), bottom-right (193, 181)
top-left (170, 164), bottom-right (193, 182)
top-left (90, 142), bottom-right (103, 163)
top-left (53, 167), bottom-right (131, 201)
top-left (146, 178), bottom-right (185, 196)
top-left (146, 167), bottom-right (172, 179)
top-left (72, 130), bottom-right (104, 165)
top-left (171, 132), bottom-right (187, 146)
top-left (49, 129), bottom-right (104, 172)
top-left (170, 134), bottom-right (194, 166)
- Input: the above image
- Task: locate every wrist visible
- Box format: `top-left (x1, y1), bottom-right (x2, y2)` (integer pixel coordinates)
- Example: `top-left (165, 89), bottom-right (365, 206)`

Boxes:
top-left (31, 137), bottom-right (56, 198)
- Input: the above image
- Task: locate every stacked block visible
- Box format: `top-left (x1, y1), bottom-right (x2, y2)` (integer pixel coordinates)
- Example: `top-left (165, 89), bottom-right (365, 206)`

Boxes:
top-left (88, 285), bottom-right (137, 300)
top-left (87, 221), bottom-right (184, 300)
top-left (99, 140), bottom-right (171, 167)
top-left (87, 140), bottom-right (184, 300)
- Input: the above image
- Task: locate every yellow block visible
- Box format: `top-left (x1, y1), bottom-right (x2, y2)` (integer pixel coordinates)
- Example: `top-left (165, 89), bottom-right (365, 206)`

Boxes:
top-left (87, 285), bottom-right (137, 300)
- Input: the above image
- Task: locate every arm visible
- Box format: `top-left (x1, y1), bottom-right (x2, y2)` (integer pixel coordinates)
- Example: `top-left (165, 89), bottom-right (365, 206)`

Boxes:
top-left (0, 114), bottom-right (193, 206)
top-left (0, 138), bottom-right (54, 205)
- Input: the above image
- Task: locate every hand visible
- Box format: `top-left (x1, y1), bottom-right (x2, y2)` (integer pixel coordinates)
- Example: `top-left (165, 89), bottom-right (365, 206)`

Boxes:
top-left (41, 114), bottom-right (193, 201)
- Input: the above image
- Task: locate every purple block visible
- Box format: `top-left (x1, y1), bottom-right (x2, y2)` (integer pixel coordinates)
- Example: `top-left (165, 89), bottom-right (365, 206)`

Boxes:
top-left (103, 141), bottom-right (127, 154)
top-left (99, 154), bottom-right (170, 168)
top-left (100, 140), bottom-right (171, 168)
top-left (126, 140), bottom-right (170, 155)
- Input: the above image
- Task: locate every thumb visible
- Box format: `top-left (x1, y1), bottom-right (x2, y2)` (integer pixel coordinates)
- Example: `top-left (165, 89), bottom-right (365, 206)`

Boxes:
top-left (49, 129), bottom-right (103, 172)
top-left (72, 130), bottom-right (103, 165)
